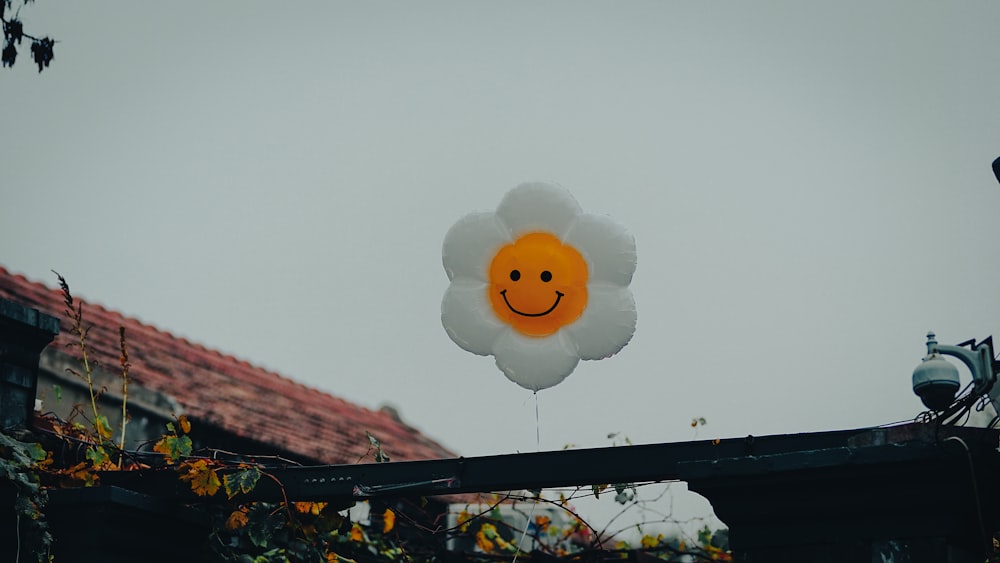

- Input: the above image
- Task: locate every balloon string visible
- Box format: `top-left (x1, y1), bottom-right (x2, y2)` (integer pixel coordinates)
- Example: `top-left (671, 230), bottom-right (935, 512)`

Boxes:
top-left (512, 392), bottom-right (540, 563)
top-left (535, 390), bottom-right (540, 448)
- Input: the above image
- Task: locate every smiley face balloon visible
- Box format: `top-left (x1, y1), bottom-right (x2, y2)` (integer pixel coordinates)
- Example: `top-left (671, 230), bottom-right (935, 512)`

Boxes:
top-left (441, 182), bottom-right (636, 391)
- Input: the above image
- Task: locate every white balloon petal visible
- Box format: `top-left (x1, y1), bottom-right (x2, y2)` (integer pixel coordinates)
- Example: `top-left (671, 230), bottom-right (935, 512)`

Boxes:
top-left (442, 212), bottom-right (511, 282)
top-left (565, 285), bottom-right (637, 360)
top-left (493, 330), bottom-right (580, 391)
top-left (441, 279), bottom-right (506, 356)
top-left (496, 182), bottom-right (582, 238)
top-left (564, 214), bottom-right (637, 286)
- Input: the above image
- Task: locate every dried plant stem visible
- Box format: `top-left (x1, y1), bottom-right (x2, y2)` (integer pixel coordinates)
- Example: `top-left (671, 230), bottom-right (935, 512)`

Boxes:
top-left (54, 272), bottom-right (102, 425)
top-left (53, 271), bottom-right (116, 447)
top-left (74, 305), bottom-right (101, 425)
top-left (118, 326), bottom-right (130, 468)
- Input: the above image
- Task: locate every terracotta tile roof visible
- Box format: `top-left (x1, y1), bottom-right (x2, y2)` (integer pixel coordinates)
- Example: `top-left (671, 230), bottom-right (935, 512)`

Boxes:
top-left (0, 265), bottom-right (456, 464)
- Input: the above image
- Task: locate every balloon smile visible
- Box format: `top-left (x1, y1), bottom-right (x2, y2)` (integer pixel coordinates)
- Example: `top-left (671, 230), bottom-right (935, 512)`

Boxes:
top-left (500, 290), bottom-right (565, 317)
top-left (486, 232), bottom-right (588, 337)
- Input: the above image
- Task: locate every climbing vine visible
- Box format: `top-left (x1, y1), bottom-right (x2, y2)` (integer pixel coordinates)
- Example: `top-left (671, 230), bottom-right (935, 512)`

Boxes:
top-left (1, 274), bottom-right (732, 562)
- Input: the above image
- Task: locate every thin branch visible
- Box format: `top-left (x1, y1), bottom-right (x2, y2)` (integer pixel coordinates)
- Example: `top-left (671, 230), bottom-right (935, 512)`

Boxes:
top-left (395, 493), bottom-right (515, 536)
top-left (258, 470), bottom-right (298, 525)
top-left (206, 448), bottom-right (303, 467)
top-left (505, 491), bottom-right (605, 550)
top-left (0, 15), bottom-right (46, 43)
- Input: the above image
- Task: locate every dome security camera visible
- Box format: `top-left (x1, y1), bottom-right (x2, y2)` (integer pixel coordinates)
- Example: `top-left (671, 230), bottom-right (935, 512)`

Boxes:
top-left (912, 332), bottom-right (996, 412)
top-left (912, 353), bottom-right (960, 411)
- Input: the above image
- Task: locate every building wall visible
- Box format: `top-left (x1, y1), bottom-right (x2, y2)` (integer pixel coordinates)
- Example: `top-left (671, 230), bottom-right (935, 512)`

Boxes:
top-left (36, 350), bottom-right (180, 452)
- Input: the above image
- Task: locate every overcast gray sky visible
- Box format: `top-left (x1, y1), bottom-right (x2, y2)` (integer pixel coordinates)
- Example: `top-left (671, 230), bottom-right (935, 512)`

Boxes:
top-left (3, 0), bottom-right (1000, 535)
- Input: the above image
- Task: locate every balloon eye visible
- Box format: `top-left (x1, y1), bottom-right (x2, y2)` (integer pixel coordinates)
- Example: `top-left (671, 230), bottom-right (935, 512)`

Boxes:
top-left (510, 270), bottom-right (521, 281)
top-left (540, 271), bottom-right (552, 282)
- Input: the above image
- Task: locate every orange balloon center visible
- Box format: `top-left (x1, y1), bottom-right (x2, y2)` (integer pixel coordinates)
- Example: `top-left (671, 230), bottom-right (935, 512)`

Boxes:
top-left (488, 232), bottom-right (589, 337)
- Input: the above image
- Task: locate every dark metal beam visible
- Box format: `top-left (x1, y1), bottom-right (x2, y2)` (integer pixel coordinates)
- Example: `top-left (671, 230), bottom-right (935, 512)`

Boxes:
top-left (101, 423), bottom-right (999, 506)
top-left (100, 425), bottom-right (892, 502)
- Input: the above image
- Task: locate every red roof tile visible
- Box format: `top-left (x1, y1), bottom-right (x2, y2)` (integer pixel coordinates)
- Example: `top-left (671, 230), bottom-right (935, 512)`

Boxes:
top-left (0, 265), bottom-right (456, 464)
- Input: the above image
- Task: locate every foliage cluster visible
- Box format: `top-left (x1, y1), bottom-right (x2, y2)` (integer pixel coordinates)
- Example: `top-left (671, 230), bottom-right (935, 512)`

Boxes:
top-left (0, 274), bottom-right (732, 562)
top-left (0, 430), bottom-right (52, 562)
top-left (449, 491), bottom-right (730, 562)
top-left (1, 0), bottom-right (55, 71)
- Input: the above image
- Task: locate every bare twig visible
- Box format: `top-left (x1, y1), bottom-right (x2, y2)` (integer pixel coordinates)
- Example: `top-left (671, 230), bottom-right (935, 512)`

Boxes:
top-left (505, 491), bottom-right (605, 550)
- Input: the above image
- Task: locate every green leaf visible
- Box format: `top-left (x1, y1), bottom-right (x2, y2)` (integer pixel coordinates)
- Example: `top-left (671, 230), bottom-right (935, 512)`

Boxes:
top-left (86, 446), bottom-right (110, 467)
top-left (224, 466), bottom-right (262, 499)
top-left (592, 483), bottom-right (609, 498)
top-left (248, 517), bottom-right (275, 548)
top-left (24, 443), bottom-right (47, 463)
top-left (697, 524), bottom-right (712, 545)
top-left (153, 434), bottom-right (192, 463)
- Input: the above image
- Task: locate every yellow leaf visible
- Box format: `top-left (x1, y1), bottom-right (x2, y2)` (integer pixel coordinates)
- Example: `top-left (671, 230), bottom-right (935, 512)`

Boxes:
top-left (225, 509), bottom-right (249, 530)
top-left (457, 509), bottom-right (472, 532)
top-left (349, 523), bottom-right (364, 542)
top-left (95, 416), bottom-right (113, 441)
top-left (58, 461), bottom-right (99, 487)
top-left (152, 437), bottom-right (171, 457)
top-left (641, 533), bottom-right (664, 549)
top-left (178, 415), bottom-right (192, 434)
top-left (179, 459), bottom-right (221, 496)
top-left (382, 508), bottom-right (396, 534)
top-left (295, 501), bottom-right (327, 515)
top-left (475, 531), bottom-right (495, 553)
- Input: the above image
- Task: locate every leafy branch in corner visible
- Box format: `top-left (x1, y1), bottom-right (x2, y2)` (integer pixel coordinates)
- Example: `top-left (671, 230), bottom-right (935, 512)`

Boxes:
top-left (0, 431), bottom-right (53, 562)
top-left (2, 0), bottom-right (55, 71)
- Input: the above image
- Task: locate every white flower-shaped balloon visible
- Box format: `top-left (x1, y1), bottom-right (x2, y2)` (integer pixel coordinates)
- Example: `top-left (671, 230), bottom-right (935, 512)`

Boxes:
top-left (441, 182), bottom-right (637, 391)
